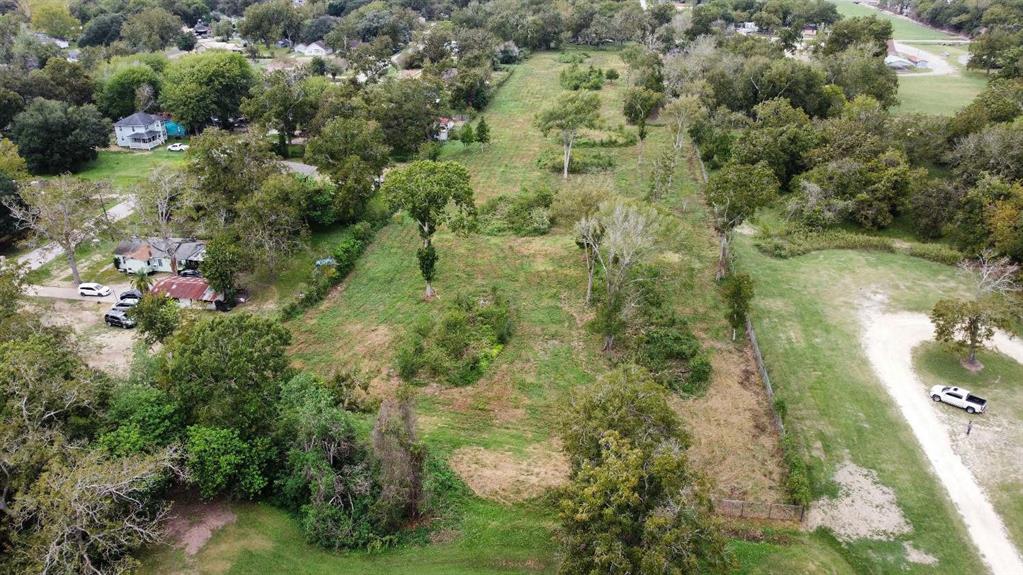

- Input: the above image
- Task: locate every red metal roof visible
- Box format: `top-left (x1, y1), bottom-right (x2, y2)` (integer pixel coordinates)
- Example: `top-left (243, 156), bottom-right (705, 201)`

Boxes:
top-left (151, 276), bottom-right (216, 301)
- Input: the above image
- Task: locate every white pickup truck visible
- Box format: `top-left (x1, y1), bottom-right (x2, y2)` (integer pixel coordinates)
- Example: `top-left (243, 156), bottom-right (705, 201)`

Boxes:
top-left (930, 386), bottom-right (988, 414)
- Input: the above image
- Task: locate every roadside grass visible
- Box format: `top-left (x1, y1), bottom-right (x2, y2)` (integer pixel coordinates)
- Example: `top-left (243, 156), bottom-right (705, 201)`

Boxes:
top-left (914, 342), bottom-right (1023, 549)
top-left (732, 237), bottom-right (983, 572)
top-left (830, 0), bottom-right (960, 41)
top-left (729, 530), bottom-right (857, 575)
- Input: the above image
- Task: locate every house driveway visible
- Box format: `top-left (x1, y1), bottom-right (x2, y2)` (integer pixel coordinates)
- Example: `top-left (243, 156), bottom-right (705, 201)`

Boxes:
top-left (24, 284), bottom-right (131, 303)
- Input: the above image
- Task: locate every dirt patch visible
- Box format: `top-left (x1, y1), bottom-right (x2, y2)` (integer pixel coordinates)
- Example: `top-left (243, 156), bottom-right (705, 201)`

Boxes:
top-left (164, 500), bottom-right (237, 556)
top-left (676, 345), bottom-right (787, 503)
top-left (904, 542), bottom-right (939, 565)
top-left (806, 462), bottom-right (910, 541)
top-left (35, 299), bottom-right (136, 374)
top-left (449, 440), bottom-right (570, 503)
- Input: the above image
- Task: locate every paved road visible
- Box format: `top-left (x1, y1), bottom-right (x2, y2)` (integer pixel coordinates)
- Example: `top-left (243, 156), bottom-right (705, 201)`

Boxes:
top-left (859, 297), bottom-right (1023, 575)
top-left (15, 196), bottom-right (137, 272)
top-left (893, 41), bottom-right (955, 77)
top-left (283, 160), bottom-right (320, 178)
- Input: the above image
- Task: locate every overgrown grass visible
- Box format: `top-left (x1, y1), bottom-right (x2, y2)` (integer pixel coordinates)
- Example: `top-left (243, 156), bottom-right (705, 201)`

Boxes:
top-left (914, 342), bottom-right (1023, 549)
top-left (733, 237), bottom-right (983, 572)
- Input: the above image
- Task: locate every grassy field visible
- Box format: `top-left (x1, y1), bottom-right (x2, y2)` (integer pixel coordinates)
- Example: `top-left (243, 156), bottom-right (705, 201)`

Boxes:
top-left (138, 49), bottom-right (860, 574)
top-left (77, 148), bottom-right (188, 190)
top-left (732, 238), bottom-right (987, 572)
top-left (894, 71), bottom-right (987, 115)
top-left (914, 343), bottom-right (1023, 550)
top-left (830, 0), bottom-right (961, 41)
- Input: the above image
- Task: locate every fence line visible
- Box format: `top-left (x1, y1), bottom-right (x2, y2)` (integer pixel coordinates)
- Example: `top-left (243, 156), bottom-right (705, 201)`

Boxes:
top-left (713, 498), bottom-right (805, 523)
top-left (690, 143), bottom-right (786, 436)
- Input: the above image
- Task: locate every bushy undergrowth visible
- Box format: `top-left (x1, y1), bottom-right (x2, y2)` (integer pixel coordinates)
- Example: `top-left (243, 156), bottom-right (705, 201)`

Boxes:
top-left (395, 289), bottom-right (513, 387)
top-left (477, 186), bottom-right (555, 236)
top-left (635, 314), bottom-right (713, 396)
top-left (537, 147), bottom-right (615, 174)
top-left (755, 228), bottom-right (963, 266)
top-left (576, 126), bottom-right (638, 148)
top-left (559, 64), bottom-right (605, 90)
top-left (557, 52), bottom-right (589, 64)
top-left (281, 221), bottom-right (377, 320)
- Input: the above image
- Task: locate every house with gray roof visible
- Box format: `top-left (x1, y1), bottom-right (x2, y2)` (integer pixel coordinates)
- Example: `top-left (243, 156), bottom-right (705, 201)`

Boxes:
top-left (114, 112), bottom-right (167, 150)
top-left (113, 237), bottom-right (205, 274)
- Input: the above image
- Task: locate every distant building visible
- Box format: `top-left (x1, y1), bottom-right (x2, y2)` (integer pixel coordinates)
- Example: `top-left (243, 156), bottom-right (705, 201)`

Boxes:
top-left (150, 276), bottom-right (223, 310)
top-left (193, 20), bottom-right (210, 38)
top-left (32, 33), bottom-right (69, 49)
top-left (884, 55), bottom-right (914, 70)
top-left (736, 22), bottom-right (759, 35)
top-left (114, 112), bottom-right (167, 150)
top-left (294, 41), bottom-right (332, 57)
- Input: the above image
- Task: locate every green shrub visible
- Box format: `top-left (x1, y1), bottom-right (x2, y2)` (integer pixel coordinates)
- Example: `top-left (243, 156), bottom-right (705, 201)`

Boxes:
top-left (281, 222), bottom-right (377, 320)
top-left (576, 126), bottom-right (638, 148)
top-left (99, 384), bottom-right (179, 455)
top-left (559, 64), bottom-right (605, 90)
top-left (185, 426), bottom-right (270, 499)
top-left (636, 315), bottom-right (713, 396)
top-left (537, 148), bottom-right (615, 174)
top-left (477, 186), bottom-right (555, 236)
top-left (780, 434), bottom-right (813, 506)
top-left (396, 288), bottom-right (512, 387)
top-left (557, 52), bottom-right (589, 64)
top-left (755, 227), bottom-right (965, 266)
top-left (904, 243), bottom-right (963, 266)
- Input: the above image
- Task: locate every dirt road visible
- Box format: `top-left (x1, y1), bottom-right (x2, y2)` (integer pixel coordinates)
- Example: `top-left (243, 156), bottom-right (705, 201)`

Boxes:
top-left (859, 295), bottom-right (1023, 575)
top-left (893, 41), bottom-right (955, 76)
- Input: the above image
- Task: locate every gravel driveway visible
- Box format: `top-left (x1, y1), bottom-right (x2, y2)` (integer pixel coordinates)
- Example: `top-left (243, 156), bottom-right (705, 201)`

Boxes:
top-left (859, 294), bottom-right (1023, 575)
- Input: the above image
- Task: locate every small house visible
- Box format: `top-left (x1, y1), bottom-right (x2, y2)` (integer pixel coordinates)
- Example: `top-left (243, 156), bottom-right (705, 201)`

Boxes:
top-left (150, 276), bottom-right (223, 310)
top-left (294, 41), bottom-right (332, 57)
top-left (736, 22), bottom-right (759, 35)
top-left (435, 117), bottom-right (457, 141)
top-left (193, 20), bottom-right (210, 38)
top-left (114, 112), bottom-right (167, 150)
top-left (114, 237), bottom-right (205, 274)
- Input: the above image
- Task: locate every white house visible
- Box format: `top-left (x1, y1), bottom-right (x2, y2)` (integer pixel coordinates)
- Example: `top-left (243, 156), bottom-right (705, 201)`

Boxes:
top-left (150, 276), bottom-right (224, 310)
top-left (884, 55), bottom-right (915, 70)
top-left (114, 237), bottom-right (205, 274)
top-left (294, 41), bottom-right (332, 57)
top-left (114, 112), bottom-right (167, 150)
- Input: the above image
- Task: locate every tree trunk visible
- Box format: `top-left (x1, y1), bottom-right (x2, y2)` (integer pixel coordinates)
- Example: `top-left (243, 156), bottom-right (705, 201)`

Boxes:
top-left (424, 281), bottom-right (436, 300)
top-left (716, 234), bottom-right (730, 280)
top-left (170, 254), bottom-right (178, 275)
top-left (602, 334), bottom-right (614, 352)
top-left (278, 131), bottom-right (288, 157)
top-left (67, 250), bottom-right (81, 285)
top-left (585, 260), bottom-right (594, 305)
top-left (562, 134), bottom-right (572, 180)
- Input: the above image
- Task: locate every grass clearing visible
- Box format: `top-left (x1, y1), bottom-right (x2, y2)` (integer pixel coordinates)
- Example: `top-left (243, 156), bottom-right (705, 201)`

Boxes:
top-left (732, 237), bottom-right (985, 572)
top-left (77, 148), bottom-right (188, 190)
top-left (894, 72), bottom-right (987, 116)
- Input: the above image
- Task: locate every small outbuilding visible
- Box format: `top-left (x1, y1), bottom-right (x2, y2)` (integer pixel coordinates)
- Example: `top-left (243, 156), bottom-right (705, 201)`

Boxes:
top-left (150, 276), bottom-right (223, 310)
top-left (114, 112), bottom-right (167, 150)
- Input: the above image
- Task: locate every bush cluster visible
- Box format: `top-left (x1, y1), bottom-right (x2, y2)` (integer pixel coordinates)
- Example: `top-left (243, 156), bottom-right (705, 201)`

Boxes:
top-left (395, 289), bottom-right (513, 387)
top-left (635, 314), bottom-right (713, 396)
top-left (575, 125), bottom-right (638, 148)
top-left (780, 433), bottom-right (813, 506)
top-left (537, 147), bottom-right (615, 174)
top-left (477, 186), bottom-right (555, 236)
top-left (556, 52), bottom-right (590, 64)
top-left (281, 222), bottom-right (376, 320)
top-left (755, 228), bottom-right (963, 266)
top-left (559, 64), bottom-right (605, 90)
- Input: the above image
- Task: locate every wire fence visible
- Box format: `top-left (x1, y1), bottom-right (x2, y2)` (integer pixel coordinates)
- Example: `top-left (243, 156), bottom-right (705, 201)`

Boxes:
top-left (713, 498), bottom-right (806, 523)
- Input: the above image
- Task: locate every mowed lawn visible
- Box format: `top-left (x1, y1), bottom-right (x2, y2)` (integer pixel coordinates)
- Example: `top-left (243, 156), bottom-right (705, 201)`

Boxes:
top-left (894, 71), bottom-right (987, 116)
top-left (830, 0), bottom-right (961, 41)
top-left (733, 238), bottom-right (985, 572)
top-left (78, 148), bottom-right (188, 190)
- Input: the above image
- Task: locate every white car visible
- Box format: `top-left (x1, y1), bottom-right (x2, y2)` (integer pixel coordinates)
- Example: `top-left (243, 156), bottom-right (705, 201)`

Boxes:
top-left (930, 385), bottom-right (988, 414)
top-left (78, 282), bottom-right (112, 297)
top-left (167, 143), bottom-right (189, 152)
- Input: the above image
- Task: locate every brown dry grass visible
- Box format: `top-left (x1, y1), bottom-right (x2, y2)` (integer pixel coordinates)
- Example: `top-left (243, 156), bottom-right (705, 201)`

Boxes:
top-left (676, 344), bottom-right (787, 503)
top-left (448, 440), bottom-right (570, 503)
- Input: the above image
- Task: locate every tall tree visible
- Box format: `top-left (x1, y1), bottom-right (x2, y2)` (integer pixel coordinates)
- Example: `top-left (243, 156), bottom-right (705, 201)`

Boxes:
top-left (160, 51), bottom-right (256, 132)
top-left (234, 174), bottom-right (309, 274)
top-left (184, 129), bottom-right (281, 226)
top-left (303, 117), bottom-right (390, 223)
top-left (239, 0), bottom-right (302, 47)
top-left (3, 176), bottom-right (107, 284)
top-left (381, 161), bottom-right (475, 299)
top-left (704, 161), bottom-right (779, 279)
top-left (135, 169), bottom-right (194, 274)
top-left (535, 91), bottom-right (601, 179)
top-left (9, 99), bottom-right (111, 174)
top-left (371, 387), bottom-right (424, 532)
top-left (121, 7), bottom-right (184, 51)
top-left (242, 70), bottom-right (317, 155)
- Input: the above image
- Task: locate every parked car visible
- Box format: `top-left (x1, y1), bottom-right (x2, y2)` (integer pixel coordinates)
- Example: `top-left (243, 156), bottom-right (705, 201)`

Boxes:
top-left (111, 301), bottom-right (137, 312)
top-left (119, 289), bottom-right (143, 301)
top-left (78, 282), bottom-right (111, 297)
top-left (179, 268), bottom-right (202, 277)
top-left (167, 143), bottom-right (189, 152)
top-left (104, 309), bottom-right (136, 329)
top-left (930, 386), bottom-right (988, 414)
